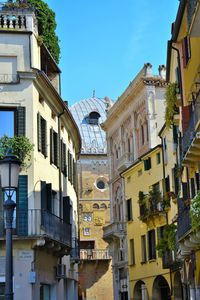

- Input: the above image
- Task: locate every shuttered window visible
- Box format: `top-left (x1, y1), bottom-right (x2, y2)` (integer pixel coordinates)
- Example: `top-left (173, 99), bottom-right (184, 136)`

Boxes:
top-left (130, 239), bottom-right (135, 265)
top-left (16, 107), bottom-right (26, 136)
top-left (17, 175), bottom-right (28, 236)
top-left (141, 235), bottom-right (147, 263)
top-left (127, 198), bottom-right (132, 221)
top-left (37, 113), bottom-right (47, 157)
top-left (182, 36), bottom-right (191, 68)
top-left (50, 128), bottom-right (59, 167)
top-left (165, 175), bottom-right (170, 193)
top-left (61, 141), bottom-right (67, 176)
top-left (144, 157), bottom-right (151, 171)
top-left (41, 181), bottom-right (53, 214)
top-left (63, 196), bottom-right (71, 224)
top-left (148, 230), bottom-right (156, 260)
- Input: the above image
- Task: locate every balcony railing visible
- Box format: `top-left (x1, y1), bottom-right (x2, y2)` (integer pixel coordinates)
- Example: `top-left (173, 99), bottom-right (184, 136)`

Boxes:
top-left (139, 200), bottom-right (165, 221)
top-left (182, 96), bottom-right (200, 159)
top-left (0, 11), bottom-right (27, 29)
top-left (0, 74), bottom-right (19, 84)
top-left (80, 249), bottom-right (111, 260)
top-left (116, 152), bottom-right (134, 172)
top-left (177, 198), bottom-right (191, 239)
top-left (0, 209), bottom-right (72, 247)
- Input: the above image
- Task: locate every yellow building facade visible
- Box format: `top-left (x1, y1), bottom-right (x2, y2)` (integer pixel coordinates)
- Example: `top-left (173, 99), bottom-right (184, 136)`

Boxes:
top-left (122, 125), bottom-right (178, 300)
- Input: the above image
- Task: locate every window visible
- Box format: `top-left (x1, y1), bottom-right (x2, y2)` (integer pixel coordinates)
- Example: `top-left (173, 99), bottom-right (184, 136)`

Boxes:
top-left (40, 284), bottom-right (50, 300)
top-left (61, 140), bottom-right (67, 176)
top-left (83, 213), bottom-right (92, 221)
top-left (37, 113), bottom-right (47, 157)
top-left (50, 128), bottom-right (59, 167)
top-left (96, 179), bottom-right (106, 190)
top-left (156, 153), bottom-right (161, 164)
top-left (138, 169), bottom-right (142, 177)
top-left (0, 283), bottom-right (5, 300)
top-left (127, 176), bottom-right (131, 183)
top-left (157, 226), bottom-right (164, 243)
top-left (0, 107), bottom-right (25, 137)
top-left (148, 230), bottom-right (156, 260)
top-left (127, 199), bottom-right (132, 221)
top-left (165, 175), bottom-right (170, 193)
top-left (85, 111), bottom-right (100, 125)
top-left (83, 228), bottom-right (90, 236)
top-left (144, 157), bottom-right (151, 171)
top-left (68, 151), bottom-right (73, 183)
top-left (141, 124), bottom-right (144, 145)
top-left (93, 203), bottom-right (99, 209)
top-left (100, 203), bottom-right (107, 209)
top-left (130, 239), bottom-right (135, 265)
top-left (163, 136), bottom-right (168, 164)
top-left (182, 36), bottom-right (191, 68)
top-left (141, 235), bottom-right (147, 263)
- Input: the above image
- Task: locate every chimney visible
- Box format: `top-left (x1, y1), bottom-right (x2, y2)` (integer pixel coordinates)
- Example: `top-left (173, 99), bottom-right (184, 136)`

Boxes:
top-left (158, 65), bottom-right (166, 80)
top-left (144, 63), bottom-right (152, 77)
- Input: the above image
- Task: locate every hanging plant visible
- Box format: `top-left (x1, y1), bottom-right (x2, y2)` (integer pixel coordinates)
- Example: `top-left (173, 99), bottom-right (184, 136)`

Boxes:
top-left (165, 82), bottom-right (179, 129)
top-left (0, 135), bottom-right (34, 167)
top-left (156, 224), bottom-right (177, 257)
top-left (190, 192), bottom-right (200, 236)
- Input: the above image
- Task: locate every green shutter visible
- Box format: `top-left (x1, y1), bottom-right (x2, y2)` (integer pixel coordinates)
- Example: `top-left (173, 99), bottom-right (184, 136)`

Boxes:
top-left (41, 118), bottom-right (47, 157)
top-left (144, 159), bottom-right (148, 171)
top-left (57, 133), bottom-right (60, 168)
top-left (63, 196), bottom-right (70, 224)
top-left (63, 143), bottom-right (67, 176)
top-left (17, 175), bottom-right (28, 236)
top-left (16, 107), bottom-right (26, 136)
top-left (68, 150), bottom-right (70, 180)
top-left (50, 128), bottom-right (54, 164)
top-left (46, 183), bottom-right (52, 213)
top-left (37, 113), bottom-right (42, 152)
top-left (41, 181), bottom-right (47, 210)
top-left (148, 157), bottom-right (151, 169)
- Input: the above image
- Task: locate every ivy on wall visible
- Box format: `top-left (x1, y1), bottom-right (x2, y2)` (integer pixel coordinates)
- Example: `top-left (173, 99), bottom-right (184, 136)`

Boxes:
top-left (29, 0), bottom-right (60, 63)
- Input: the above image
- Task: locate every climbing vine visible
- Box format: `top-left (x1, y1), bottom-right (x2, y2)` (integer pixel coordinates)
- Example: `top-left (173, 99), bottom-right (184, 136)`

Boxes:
top-left (165, 82), bottom-right (179, 129)
top-left (29, 0), bottom-right (60, 63)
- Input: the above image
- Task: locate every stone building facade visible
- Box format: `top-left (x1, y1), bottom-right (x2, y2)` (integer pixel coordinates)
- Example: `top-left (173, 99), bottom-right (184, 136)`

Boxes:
top-left (70, 94), bottom-right (113, 300)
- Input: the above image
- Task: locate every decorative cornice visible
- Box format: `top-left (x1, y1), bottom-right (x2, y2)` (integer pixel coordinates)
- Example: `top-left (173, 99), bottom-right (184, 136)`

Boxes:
top-left (143, 79), bottom-right (169, 87)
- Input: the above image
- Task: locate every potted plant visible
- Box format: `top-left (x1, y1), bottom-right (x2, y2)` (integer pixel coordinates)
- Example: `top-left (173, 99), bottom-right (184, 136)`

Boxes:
top-left (156, 224), bottom-right (177, 257)
top-left (0, 135), bottom-right (34, 168)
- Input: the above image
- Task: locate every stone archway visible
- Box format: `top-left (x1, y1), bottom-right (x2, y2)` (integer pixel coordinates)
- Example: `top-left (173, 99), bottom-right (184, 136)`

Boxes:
top-left (174, 271), bottom-right (183, 300)
top-left (152, 275), bottom-right (171, 300)
top-left (133, 280), bottom-right (149, 300)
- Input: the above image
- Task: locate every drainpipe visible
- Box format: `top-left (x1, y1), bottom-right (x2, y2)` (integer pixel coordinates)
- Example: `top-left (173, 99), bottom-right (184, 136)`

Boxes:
top-left (58, 110), bottom-right (66, 219)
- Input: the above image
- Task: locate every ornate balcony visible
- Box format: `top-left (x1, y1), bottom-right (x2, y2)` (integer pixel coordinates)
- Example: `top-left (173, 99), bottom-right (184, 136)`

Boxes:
top-left (116, 152), bottom-right (134, 172)
top-left (182, 95), bottom-right (200, 166)
top-left (0, 209), bottom-right (72, 249)
top-left (103, 222), bottom-right (126, 242)
top-left (80, 249), bottom-right (111, 260)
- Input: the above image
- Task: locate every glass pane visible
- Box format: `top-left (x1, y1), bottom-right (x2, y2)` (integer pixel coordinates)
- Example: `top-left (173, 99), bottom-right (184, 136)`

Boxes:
top-left (0, 283), bottom-right (5, 299)
top-left (0, 111), bottom-right (14, 137)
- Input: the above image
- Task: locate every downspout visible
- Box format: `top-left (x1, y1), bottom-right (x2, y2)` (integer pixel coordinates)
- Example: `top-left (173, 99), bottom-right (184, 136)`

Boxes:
top-left (58, 110), bottom-right (66, 219)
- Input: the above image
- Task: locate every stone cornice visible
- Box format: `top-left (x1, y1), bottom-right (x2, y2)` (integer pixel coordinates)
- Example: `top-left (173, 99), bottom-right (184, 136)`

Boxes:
top-left (143, 78), bottom-right (168, 87)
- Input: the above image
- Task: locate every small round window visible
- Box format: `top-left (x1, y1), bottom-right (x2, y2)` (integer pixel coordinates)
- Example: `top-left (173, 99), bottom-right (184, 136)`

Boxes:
top-left (97, 180), bottom-right (105, 190)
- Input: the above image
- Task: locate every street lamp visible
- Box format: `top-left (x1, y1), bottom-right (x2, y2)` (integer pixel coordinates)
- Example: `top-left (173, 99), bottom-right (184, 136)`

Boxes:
top-left (0, 155), bottom-right (21, 300)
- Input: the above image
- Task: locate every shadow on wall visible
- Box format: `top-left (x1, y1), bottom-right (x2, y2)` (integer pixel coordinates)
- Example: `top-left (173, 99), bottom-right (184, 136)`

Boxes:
top-left (78, 260), bottom-right (110, 290)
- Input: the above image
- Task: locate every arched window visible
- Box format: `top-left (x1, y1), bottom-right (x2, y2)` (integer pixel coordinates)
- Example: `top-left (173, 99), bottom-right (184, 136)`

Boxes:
top-left (86, 111), bottom-right (101, 125)
top-left (140, 123), bottom-right (144, 146)
top-left (93, 203), bottom-right (99, 209)
top-left (100, 203), bottom-right (107, 209)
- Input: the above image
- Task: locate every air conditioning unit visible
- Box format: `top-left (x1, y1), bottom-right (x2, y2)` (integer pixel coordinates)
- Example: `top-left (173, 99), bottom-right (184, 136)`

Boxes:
top-left (56, 264), bottom-right (66, 278)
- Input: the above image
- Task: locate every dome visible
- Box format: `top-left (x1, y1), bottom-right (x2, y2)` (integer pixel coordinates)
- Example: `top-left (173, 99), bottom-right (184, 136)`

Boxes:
top-left (70, 93), bottom-right (110, 154)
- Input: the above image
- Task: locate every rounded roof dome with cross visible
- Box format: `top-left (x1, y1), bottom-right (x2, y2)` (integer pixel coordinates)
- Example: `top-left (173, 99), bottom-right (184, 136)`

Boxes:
top-left (70, 91), bottom-right (109, 155)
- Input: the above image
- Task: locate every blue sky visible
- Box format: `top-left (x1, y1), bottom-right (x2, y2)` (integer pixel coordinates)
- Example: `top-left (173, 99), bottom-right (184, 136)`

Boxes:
top-left (45, 0), bottom-right (179, 106)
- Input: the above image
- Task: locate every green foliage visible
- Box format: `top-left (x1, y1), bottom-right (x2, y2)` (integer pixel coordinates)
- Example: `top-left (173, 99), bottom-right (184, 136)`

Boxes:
top-left (149, 185), bottom-right (162, 202)
top-left (29, 0), bottom-right (60, 63)
top-left (165, 82), bottom-right (179, 129)
top-left (156, 224), bottom-right (177, 257)
top-left (190, 192), bottom-right (200, 236)
top-left (0, 135), bottom-right (34, 167)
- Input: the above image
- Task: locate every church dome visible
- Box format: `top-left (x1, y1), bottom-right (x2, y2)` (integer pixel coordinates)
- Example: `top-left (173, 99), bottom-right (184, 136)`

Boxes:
top-left (70, 92), bottom-right (109, 154)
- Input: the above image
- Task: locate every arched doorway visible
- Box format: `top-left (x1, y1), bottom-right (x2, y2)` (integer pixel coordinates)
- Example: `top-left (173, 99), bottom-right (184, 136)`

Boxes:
top-left (174, 271), bottom-right (183, 300)
top-left (133, 280), bottom-right (149, 300)
top-left (152, 275), bottom-right (171, 300)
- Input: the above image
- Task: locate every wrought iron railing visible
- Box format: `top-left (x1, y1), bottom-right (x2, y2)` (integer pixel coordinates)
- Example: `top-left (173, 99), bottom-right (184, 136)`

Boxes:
top-left (182, 95), bottom-right (200, 158)
top-left (80, 249), bottom-right (111, 260)
top-left (0, 74), bottom-right (19, 83)
top-left (0, 209), bottom-right (72, 247)
top-left (177, 198), bottom-right (191, 239)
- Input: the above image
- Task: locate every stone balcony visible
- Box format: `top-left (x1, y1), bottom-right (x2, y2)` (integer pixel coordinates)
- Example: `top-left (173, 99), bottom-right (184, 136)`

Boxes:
top-left (116, 152), bottom-right (134, 172)
top-left (103, 221), bottom-right (126, 243)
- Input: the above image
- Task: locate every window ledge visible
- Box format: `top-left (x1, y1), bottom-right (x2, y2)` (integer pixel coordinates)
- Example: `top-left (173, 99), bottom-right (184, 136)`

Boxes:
top-left (148, 259), bottom-right (156, 263)
top-left (140, 261), bottom-right (147, 265)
